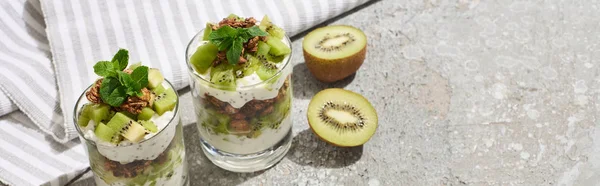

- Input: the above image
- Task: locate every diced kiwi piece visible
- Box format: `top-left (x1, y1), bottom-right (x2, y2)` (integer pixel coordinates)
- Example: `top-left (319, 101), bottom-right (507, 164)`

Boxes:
top-left (256, 60), bottom-right (278, 81)
top-left (153, 88), bottom-right (177, 115)
top-left (210, 69), bottom-right (236, 91)
top-left (257, 41), bottom-right (270, 57)
top-left (138, 107), bottom-right (155, 121)
top-left (106, 112), bottom-right (135, 133)
top-left (148, 68), bottom-right (164, 89)
top-left (202, 23), bottom-right (213, 41)
top-left (122, 122), bottom-right (147, 143)
top-left (307, 88), bottom-right (378, 147)
top-left (139, 120), bottom-right (158, 133)
top-left (77, 104), bottom-right (93, 127)
top-left (266, 37), bottom-right (291, 56)
top-left (89, 104), bottom-right (111, 124)
top-left (128, 62), bottom-right (142, 70)
top-left (151, 84), bottom-right (166, 95)
top-left (94, 122), bottom-right (116, 143)
top-left (259, 15), bottom-right (285, 39)
top-left (190, 43), bottom-right (219, 74)
top-left (210, 63), bottom-right (234, 79)
top-left (241, 55), bottom-right (260, 76)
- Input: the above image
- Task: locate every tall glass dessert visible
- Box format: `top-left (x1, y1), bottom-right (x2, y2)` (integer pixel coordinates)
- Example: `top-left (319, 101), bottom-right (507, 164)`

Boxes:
top-left (186, 15), bottom-right (293, 172)
top-left (73, 49), bottom-right (188, 185)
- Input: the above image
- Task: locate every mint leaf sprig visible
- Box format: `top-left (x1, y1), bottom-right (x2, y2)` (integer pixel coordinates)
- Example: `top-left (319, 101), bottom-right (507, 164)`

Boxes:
top-left (93, 49), bottom-right (149, 107)
top-left (208, 25), bottom-right (268, 65)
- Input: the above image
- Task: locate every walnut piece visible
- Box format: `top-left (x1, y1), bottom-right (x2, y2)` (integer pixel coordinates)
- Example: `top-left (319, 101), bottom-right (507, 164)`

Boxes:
top-left (118, 88), bottom-right (152, 114)
top-left (86, 79), bottom-right (103, 104)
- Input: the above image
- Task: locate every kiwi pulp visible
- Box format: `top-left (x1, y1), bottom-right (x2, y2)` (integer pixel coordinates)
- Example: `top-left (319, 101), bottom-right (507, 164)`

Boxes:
top-left (302, 25), bottom-right (367, 83)
top-left (307, 88), bottom-right (377, 147)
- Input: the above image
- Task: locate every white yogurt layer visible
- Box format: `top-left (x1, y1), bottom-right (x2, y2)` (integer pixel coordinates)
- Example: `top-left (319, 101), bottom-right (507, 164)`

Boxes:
top-left (199, 114), bottom-right (292, 154)
top-left (93, 158), bottom-right (188, 186)
top-left (191, 38), bottom-right (292, 108)
top-left (81, 83), bottom-right (179, 164)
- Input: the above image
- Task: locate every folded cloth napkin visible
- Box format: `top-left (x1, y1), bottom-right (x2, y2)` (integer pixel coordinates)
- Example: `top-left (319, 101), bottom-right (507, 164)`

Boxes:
top-left (0, 0), bottom-right (371, 185)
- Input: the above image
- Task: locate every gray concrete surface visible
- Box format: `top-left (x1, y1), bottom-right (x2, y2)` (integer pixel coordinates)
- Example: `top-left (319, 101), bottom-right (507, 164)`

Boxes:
top-left (72, 0), bottom-right (600, 185)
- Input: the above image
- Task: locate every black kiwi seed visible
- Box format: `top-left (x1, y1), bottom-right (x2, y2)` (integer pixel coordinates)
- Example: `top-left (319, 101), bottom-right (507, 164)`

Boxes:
top-left (318, 101), bottom-right (365, 132)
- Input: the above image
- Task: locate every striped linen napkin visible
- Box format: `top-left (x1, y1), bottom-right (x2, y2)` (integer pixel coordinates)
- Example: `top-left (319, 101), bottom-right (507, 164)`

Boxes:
top-left (0, 0), bottom-right (371, 185)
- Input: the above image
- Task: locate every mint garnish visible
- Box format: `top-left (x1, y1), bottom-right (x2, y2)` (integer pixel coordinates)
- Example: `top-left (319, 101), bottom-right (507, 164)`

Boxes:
top-left (93, 49), bottom-right (149, 107)
top-left (208, 25), bottom-right (268, 65)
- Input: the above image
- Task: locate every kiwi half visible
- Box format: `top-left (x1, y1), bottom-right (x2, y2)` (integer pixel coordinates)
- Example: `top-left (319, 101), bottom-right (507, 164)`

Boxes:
top-left (307, 88), bottom-right (377, 147)
top-left (302, 25), bottom-right (367, 83)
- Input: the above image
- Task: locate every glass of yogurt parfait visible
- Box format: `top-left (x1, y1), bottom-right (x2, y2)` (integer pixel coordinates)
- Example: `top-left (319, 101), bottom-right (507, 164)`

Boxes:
top-left (186, 14), bottom-right (293, 172)
top-left (73, 49), bottom-right (188, 185)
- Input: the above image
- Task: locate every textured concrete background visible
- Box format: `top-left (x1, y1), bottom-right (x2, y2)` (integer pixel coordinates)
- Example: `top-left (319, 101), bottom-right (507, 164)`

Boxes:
top-left (73, 0), bottom-right (600, 185)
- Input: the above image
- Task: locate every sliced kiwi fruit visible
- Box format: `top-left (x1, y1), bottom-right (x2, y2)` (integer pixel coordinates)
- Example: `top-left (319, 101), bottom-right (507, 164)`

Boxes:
top-left (302, 25), bottom-right (367, 83)
top-left (148, 68), bottom-right (165, 89)
top-left (256, 41), bottom-right (270, 57)
top-left (77, 104), bottom-right (93, 127)
top-left (307, 88), bottom-right (377, 147)
top-left (256, 58), bottom-right (279, 81)
top-left (153, 88), bottom-right (177, 115)
top-left (138, 107), bottom-right (155, 121)
top-left (259, 15), bottom-right (285, 39)
top-left (265, 37), bottom-right (291, 56)
top-left (139, 120), bottom-right (158, 133)
top-left (121, 121), bottom-right (147, 142)
top-left (190, 42), bottom-right (219, 74)
top-left (202, 23), bottom-right (213, 41)
top-left (239, 55), bottom-right (260, 76)
top-left (210, 68), bottom-right (236, 91)
top-left (106, 112), bottom-right (136, 133)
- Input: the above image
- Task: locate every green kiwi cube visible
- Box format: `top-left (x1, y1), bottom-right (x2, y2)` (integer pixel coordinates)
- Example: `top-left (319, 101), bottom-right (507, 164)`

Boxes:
top-left (202, 23), bottom-right (213, 41)
top-left (151, 84), bottom-right (166, 95)
top-left (139, 120), bottom-right (158, 133)
top-left (266, 37), bottom-right (290, 56)
top-left (138, 107), bottom-right (155, 121)
top-left (227, 13), bottom-right (240, 19)
top-left (77, 104), bottom-right (93, 127)
top-left (210, 63), bottom-right (234, 80)
top-left (148, 68), bottom-right (164, 89)
top-left (95, 122), bottom-right (116, 143)
top-left (243, 55), bottom-right (260, 76)
top-left (190, 43), bottom-right (218, 74)
top-left (257, 41), bottom-right (270, 57)
top-left (121, 122), bottom-right (147, 142)
top-left (106, 112), bottom-right (135, 132)
top-left (153, 88), bottom-right (177, 115)
top-left (90, 104), bottom-right (110, 124)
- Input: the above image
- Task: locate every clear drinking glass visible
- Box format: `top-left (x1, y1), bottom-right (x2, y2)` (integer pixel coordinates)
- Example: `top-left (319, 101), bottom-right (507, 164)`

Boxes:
top-left (73, 80), bottom-right (189, 186)
top-left (185, 29), bottom-right (293, 172)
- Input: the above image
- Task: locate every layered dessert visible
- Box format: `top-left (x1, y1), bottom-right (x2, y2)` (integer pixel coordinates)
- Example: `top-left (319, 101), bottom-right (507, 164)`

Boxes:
top-left (74, 49), bottom-right (188, 185)
top-left (187, 15), bottom-right (293, 155)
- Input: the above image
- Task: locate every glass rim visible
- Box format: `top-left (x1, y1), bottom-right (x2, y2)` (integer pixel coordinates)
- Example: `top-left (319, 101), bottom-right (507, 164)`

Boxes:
top-left (72, 79), bottom-right (180, 147)
top-left (184, 28), bottom-right (293, 90)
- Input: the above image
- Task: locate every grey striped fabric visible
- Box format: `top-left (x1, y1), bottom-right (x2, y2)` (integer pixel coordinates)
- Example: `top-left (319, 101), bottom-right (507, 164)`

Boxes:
top-left (0, 0), bottom-right (370, 185)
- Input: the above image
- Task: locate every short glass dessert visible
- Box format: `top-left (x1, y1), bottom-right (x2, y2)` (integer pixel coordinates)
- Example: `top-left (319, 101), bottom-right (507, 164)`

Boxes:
top-left (186, 15), bottom-right (293, 172)
top-left (73, 49), bottom-right (188, 185)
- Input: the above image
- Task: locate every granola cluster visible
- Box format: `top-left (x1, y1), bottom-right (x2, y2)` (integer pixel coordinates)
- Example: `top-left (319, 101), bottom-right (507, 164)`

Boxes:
top-left (210, 17), bottom-right (268, 66)
top-left (204, 77), bottom-right (290, 132)
top-left (86, 79), bottom-right (104, 104)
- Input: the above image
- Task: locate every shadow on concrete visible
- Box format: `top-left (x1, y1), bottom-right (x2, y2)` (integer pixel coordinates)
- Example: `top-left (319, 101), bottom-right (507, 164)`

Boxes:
top-left (285, 129), bottom-right (363, 168)
top-left (292, 63), bottom-right (356, 100)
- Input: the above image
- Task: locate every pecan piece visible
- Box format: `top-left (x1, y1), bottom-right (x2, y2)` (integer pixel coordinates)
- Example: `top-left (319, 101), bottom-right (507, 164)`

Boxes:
top-left (118, 88), bottom-right (151, 114)
top-left (86, 79), bottom-right (103, 104)
top-left (232, 113), bottom-right (246, 120)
